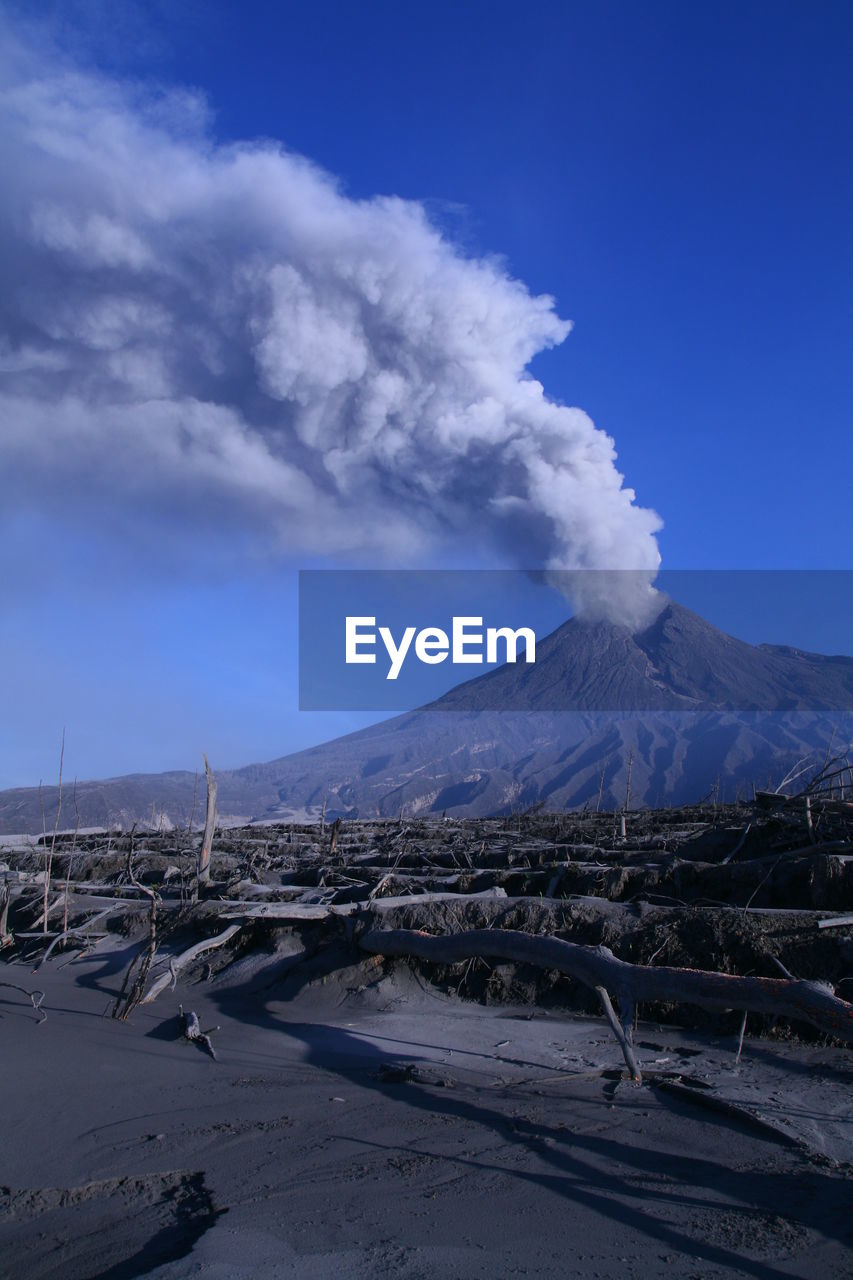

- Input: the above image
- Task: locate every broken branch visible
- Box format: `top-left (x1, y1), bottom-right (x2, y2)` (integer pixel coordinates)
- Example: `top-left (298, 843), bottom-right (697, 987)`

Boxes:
top-left (141, 924), bottom-right (241, 1004)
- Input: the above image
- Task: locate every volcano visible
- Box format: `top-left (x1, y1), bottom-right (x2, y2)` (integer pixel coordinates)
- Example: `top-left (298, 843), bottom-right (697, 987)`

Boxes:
top-left (2, 601), bottom-right (852, 832)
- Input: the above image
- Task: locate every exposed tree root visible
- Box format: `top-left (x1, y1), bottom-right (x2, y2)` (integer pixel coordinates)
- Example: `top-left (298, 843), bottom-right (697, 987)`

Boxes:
top-left (180, 1005), bottom-right (219, 1060)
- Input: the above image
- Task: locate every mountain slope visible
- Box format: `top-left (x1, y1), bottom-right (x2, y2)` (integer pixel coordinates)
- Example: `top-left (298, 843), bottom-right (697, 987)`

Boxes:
top-left (2, 601), bottom-right (852, 832)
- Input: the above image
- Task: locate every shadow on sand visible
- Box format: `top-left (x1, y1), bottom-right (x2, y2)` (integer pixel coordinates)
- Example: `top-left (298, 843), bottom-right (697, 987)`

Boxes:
top-left (206, 948), bottom-right (853, 1279)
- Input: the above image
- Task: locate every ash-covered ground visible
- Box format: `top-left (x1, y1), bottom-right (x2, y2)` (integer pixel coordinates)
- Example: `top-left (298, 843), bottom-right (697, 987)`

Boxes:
top-left (1, 800), bottom-right (852, 1278)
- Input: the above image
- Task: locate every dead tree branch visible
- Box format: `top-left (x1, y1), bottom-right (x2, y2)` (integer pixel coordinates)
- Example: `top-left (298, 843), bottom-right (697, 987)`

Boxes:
top-left (197, 754), bottom-right (217, 886)
top-left (141, 924), bottom-right (241, 1004)
top-left (61, 777), bottom-right (81, 939)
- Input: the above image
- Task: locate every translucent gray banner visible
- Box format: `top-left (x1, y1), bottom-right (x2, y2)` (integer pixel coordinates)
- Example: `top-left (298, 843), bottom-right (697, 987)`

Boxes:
top-left (298, 569), bottom-right (853, 713)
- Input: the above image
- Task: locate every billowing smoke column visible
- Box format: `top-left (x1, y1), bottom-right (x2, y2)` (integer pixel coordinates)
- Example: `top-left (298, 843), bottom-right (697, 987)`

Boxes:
top-left (0, 24), bottom-right (661, 623)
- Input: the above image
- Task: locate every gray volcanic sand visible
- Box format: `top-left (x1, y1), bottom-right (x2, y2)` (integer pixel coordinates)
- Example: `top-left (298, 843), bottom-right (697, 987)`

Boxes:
top-left (1, 943), bottom-right (852, 1280)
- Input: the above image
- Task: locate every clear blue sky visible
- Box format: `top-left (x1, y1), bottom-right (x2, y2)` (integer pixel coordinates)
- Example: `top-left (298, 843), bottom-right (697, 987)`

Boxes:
top-left (1, 1), bottom-right (851, 787)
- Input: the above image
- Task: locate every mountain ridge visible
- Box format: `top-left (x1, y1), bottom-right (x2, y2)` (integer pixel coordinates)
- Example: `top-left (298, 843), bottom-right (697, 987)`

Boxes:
top-left (2, 599), bottom-right (851, 832)
top-left (431, 599), bottom-right (853, 711)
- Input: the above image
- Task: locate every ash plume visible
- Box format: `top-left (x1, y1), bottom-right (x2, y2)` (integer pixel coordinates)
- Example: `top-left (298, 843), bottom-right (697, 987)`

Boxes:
top-left (0, 18), bottom-right (661, 622)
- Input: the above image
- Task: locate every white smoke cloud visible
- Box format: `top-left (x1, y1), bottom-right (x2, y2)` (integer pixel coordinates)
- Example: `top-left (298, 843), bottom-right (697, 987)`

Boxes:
top-left (0, 19), bottom-right (662, 617)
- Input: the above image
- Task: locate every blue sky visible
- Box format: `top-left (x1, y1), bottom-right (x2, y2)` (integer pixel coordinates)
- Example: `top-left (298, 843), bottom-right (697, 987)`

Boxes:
top-left (0, 1), bottom-right (851, 787)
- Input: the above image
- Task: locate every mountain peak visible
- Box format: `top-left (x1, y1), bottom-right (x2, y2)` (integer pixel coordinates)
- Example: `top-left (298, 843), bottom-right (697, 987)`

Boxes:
top-left (435, 596), bottom-right (853, 714)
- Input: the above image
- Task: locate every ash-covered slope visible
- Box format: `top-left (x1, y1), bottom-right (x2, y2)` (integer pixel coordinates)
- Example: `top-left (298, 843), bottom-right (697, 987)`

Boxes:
top-left (245, 601), bottom-right (853, 820)
top-left (2, 601), bottom-right (852, 831)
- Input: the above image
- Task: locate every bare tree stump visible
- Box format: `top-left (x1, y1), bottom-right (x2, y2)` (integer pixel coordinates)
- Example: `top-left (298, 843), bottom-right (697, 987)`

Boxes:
top-left (330, 817), bottom-right (342, 857)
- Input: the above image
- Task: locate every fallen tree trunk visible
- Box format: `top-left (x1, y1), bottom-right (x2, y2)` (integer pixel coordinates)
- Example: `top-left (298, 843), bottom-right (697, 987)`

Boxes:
top-left (219, 886), bottom-right (508, 921)
top-left (359, 926), bottom-right (853, 1081)
top-left (0, 870), bottom-right (46, 886)
top-left (219, 901), bottom-right (335, 922)
top-left (818, 913), bottom-right (853, 930)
